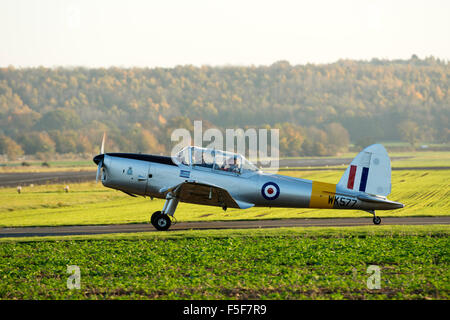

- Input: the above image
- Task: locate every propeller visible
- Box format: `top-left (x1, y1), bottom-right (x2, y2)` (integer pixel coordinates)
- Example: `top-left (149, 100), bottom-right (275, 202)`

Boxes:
top-left (100, 132), bottom-right (105, 155)
top-left (96, 158), bottom-right (103, 183)
top-left (95, 132), bottom-right (106, 183)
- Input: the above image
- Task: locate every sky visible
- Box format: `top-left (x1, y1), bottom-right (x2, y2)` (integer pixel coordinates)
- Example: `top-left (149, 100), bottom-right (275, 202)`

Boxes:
top-left (0, 0), bottom-right (449, 68)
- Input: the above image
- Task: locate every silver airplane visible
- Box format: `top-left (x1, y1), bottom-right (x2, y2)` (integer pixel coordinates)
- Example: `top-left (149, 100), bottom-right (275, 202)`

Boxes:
top-left (93, 137), bottom-right (404, 231)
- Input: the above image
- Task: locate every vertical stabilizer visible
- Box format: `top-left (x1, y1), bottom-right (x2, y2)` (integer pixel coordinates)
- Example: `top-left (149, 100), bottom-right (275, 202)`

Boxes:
top-left (338, 144), bottom-right (391, 196)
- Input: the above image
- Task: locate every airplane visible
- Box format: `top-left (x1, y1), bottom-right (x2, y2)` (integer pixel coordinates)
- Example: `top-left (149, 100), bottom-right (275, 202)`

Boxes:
top-left (93, 136), bottom-right (404, 231)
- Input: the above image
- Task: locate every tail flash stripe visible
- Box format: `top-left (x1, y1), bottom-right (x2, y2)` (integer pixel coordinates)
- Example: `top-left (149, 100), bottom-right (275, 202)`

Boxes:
top-left (359, 167), bottom-right (369, 192)
top-left (347, 165), bottom-right (357, 189)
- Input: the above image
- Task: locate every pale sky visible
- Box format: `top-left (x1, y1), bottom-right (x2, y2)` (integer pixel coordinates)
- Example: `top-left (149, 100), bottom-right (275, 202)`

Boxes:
top-left (1, 0), bottom-right (449, 67)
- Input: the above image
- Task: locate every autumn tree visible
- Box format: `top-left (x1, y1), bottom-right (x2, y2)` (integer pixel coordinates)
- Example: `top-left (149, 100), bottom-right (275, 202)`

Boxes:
top-left (325, 123), bottom-right (350, 154)
top-left (276, 122), bottom-right (305, 156)
top-left (0, 134), bottom-right (24, 160)
top-left (35, 109), bottom-right (82, 131)
top-left (0, 57), bottom-right (447, 157)
top-left (301, 127), bottom-right (330, 156)
top-left (18, 132), bottom-right (55, 155)
top-left (397, 120), bottom-right (420, 147)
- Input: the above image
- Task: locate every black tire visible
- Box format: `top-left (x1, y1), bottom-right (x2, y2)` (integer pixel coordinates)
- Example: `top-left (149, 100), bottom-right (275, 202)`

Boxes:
top-left (151, 211), bottom-right (162, 225)
top-left (373, 216), bottom-right (381, 225)
top-left (153, 214), bottom-right (171, 231)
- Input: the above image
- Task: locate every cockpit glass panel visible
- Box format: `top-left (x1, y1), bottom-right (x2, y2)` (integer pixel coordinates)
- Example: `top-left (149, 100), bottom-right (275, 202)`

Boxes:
top-left (178, 146), bottom-right (257, 175)
top-left (192, 147), bottom-right (214, 169)
top-left (213, 150), bottom-right (241, 174)
top-left (175, 147), bottom-right (190, 166)
top-left (241, 157), bottom-right (258, 172)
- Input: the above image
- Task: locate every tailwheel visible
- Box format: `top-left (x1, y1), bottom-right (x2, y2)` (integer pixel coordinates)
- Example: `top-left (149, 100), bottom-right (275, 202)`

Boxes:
top-left (152, 213), bottom-right (172, 231)
top-left (373, 216), bottom-right (381, 225)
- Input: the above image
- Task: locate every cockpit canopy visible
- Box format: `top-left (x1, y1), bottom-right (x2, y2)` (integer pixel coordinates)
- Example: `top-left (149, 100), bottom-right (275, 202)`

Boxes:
top-left (174, 146), bottom-right (259, 175)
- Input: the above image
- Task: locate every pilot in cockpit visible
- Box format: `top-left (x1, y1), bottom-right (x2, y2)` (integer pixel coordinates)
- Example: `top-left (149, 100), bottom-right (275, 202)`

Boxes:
top-left (225, 155), bottom-right (240, 173)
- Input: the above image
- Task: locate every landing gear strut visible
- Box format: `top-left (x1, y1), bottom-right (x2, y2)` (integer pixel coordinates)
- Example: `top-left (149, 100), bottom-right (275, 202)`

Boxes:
top-left (151, 192), bottom-right (179, 231)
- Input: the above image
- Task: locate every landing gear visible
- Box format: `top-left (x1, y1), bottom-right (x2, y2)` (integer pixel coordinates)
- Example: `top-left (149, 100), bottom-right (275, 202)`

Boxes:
top-left (373, 216), bottom-right (381, 225)
top-left (150, 191), bottom-right (179, 231)
top-left (152, 213), bottom-right (171, 231)
top-left (366, 210), bottom-right (381, 225)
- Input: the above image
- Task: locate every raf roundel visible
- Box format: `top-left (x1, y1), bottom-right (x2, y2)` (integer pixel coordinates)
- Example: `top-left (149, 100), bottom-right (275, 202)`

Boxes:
top-left (261, 182), bottom-right (280, 200)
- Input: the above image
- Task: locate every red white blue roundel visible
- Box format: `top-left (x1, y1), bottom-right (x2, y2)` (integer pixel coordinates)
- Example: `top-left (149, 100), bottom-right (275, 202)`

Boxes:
top-left (261, 182), bottom-right (280, 200)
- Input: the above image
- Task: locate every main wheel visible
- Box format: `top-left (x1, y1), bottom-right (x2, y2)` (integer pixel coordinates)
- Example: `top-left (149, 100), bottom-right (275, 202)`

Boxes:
top-left (151, 211), bottom-right (162, 225)
top-left (153, 214), bottom-right (172, 231)
top-left (373, 216), bottom-right (381, 225)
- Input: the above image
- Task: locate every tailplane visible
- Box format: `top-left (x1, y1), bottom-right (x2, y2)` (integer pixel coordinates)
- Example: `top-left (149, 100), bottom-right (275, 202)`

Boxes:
top-left (338, 144), bottom-right (391, 197)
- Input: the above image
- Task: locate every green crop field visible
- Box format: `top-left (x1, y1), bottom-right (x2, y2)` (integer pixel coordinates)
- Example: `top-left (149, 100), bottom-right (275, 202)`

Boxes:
top-left (0, 225), bottom-right (448, 299)
top-left (0, 169), bottom-right (448, 227)
top-left (389, 151), bottom-right (450, 168)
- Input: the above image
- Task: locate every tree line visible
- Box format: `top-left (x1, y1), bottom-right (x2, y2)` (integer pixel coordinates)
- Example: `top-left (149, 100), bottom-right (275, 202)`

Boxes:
top-left (0, 56), bottom-right (448, 160)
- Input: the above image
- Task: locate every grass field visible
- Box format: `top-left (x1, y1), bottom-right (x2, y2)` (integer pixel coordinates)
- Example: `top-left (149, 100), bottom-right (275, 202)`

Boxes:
top-left (0, 169), bottom-right (448, 227)
top-left (389, 151), bottom-right (450, 168)
top-left (0, 225), bottom-right (448, 299)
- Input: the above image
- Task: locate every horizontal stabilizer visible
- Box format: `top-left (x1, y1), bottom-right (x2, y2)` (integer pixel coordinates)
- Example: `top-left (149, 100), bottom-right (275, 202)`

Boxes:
top-left (357, 193), bottom-right (403, 208)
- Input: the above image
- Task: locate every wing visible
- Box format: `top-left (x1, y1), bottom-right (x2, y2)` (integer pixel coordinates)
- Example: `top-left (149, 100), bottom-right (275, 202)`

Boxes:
top-left (160, 181), bottom-right (254, 209)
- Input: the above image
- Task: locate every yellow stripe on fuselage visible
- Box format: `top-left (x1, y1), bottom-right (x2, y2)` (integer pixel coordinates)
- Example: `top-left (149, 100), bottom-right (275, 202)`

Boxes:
top-left (309, 181), bottom-right (337, 209)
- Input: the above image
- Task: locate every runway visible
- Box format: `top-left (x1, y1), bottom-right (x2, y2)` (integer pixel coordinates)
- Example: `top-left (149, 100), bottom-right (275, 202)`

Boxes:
top-left (0, 216), bottom-right (448, 238)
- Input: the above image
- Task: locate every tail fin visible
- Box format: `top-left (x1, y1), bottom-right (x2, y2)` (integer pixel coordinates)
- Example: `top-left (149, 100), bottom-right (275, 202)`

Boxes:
top-left (337, 144), bottom-right (391, 196)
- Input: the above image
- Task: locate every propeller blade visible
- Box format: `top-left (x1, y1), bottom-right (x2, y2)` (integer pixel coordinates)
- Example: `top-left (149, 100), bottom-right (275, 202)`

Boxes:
top-left (96, 159), bottom-right (103, 183)
top-left (100, 132), bottom-right (106, 154)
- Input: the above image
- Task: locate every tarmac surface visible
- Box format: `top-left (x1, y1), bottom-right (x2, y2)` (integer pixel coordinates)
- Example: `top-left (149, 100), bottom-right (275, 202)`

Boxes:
top-left (0, 216), bottom-right (448, 238)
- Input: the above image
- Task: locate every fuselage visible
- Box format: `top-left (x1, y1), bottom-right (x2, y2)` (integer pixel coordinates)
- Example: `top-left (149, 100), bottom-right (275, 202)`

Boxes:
top-left (93, 152), bottom-right (403, 212)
